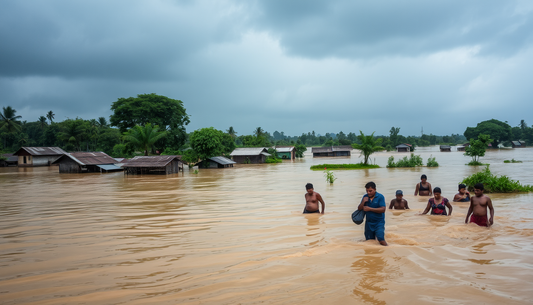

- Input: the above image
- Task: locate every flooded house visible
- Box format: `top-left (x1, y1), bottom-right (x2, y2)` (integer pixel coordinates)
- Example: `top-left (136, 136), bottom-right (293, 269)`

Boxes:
top-left (230, 148), bottom-right (271, 164)
top-left (1, 154), bottom-right (18, 167)
top-left (512, 141), bottom-right (526, 148)
top-left (395, 144), bottom-right (411, 152)
top-left (195, 156), bottom-right (236, 168)
top-left (275, 146), bottom-right (296, 160)
top-left (122, 155), bottom-right (183, 175)
top-left (312, 146), bottom-right (352, 157)
top-left (439, 145), bottom-right (452, 152)
top-left (14, 147), bottom-right (67, 167)
top-left (53, 152), bottom-right (123, 173)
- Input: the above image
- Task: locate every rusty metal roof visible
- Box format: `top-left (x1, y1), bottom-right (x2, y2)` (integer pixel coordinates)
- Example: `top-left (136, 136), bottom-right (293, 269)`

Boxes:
top-left (230, 147), bottom-right (269, 156)
top-left (15, 147), bottom-right (67, 156)
top-left (312, 146), bottom-right (353, 153)
top-left (122, 155), bottom-right (182, 168)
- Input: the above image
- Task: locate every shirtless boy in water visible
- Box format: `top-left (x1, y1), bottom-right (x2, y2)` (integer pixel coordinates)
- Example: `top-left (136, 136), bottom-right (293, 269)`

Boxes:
top-left (465, 183), bottom-right (494, 227)
top-left (304, 183), bottom-right (325, 214)
top-left (389, 190), bottom-right (409, 209)
top-left (453, 184), bottom-right (471, 202)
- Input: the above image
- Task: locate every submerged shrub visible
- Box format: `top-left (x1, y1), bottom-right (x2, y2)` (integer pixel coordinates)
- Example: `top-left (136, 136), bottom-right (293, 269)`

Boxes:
top-left (461, 165), bottom-right (533, 193)
top-left (324, 169), bottom-right (337, 184)
top-left (426, 156), bottom-right (439, 167)
top-left (387, 154), bottom-right (423, 168)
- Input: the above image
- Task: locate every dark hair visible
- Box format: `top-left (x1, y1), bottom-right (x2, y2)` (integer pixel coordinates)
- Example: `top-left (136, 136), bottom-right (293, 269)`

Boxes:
top-left (421, 174), bottom-right (427, 180)
top-left (474, 183), bottom-right (484, 190)
top-left (433, 187), bottom-right (441, 194)
top-left (365, 181), bottom-right (376, 189)
top-left (458, 184), bottom-right (466, 190)
top-left (306, 183), bottom-right (313, 190)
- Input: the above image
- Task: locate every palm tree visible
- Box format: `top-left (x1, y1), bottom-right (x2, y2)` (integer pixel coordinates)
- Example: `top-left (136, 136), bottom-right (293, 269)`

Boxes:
top-left (46, 111), bottom-right (55, 123)
top-left (227, 126), bottom-right (237, 139)
top-left (58, 119), bottom-right (86, 151)
top-left (124, 123), bottom-right (167, 156)
top-left (38, 116), bottom-right (48, 129)
top-left (0, 106), bottom-right (22, 133)
top-left (352, 131), bottom-right (385, 165)
top-left (254, 127), bottom-right (264, 137)
top-left (98, 117), bottom-right (108, 128)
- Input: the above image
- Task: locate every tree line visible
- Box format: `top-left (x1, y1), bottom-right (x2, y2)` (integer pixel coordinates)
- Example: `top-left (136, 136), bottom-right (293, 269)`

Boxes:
top-left (2, 94), bottom-right (532, 163)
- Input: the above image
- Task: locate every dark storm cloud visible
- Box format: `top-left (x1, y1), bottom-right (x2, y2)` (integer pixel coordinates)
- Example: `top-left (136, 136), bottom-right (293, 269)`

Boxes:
top-left (252, 0), bottom-right (533, 59)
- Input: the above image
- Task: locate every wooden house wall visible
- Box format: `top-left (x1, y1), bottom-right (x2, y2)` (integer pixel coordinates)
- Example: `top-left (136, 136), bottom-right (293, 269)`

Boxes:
top-left (58, 158), bottom-right (82, 173)
top-left (18, 155), bottom-right (58, 167)
top-left (396, 147), bottom-right (410, 152)
top-left (232, 155), bottom-right (265, 164)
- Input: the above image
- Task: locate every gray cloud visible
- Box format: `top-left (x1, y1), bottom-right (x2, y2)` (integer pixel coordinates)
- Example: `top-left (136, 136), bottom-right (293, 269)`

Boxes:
top-left (1, 0), bottom-right (532, 137)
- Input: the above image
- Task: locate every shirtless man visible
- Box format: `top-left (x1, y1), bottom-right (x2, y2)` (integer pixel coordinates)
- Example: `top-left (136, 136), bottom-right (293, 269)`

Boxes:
top-left (304, 183), bottom-right (325, 214)
top-left (453, 183), bottom-right (471, 202)
top-left (465, 183), bottom-right (494, 227)
top-left (389, 190), bottom-right (409, 209)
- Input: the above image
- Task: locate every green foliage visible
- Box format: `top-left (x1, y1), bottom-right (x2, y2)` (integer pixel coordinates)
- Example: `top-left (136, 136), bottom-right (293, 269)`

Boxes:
top-left (310, 163), bottom-right (380, 170)
top-left (112, 143), bottom-right (133, 158)
top-left (426, 156), bottom-right (439, 167)
top-left (265, 156), bottom-right (282, 163)
top-left (464, 119), bottom-right (511, 147)
top-left (351, 131), bottom-right (385, 165)
top-left (467, 160), bottom-right (485, 166)
top-left (189, 127), bottom-right (226, 161)
top-left (387, 154), bottom-right (423, 168)
top-left (464, 134), bottom-right (492, 163)
top-left (461, 166), bottom-right (533, 193)
top-left (243, 157), bottom-right (251, 164)
top-left (193, 169), bottom-right (199, 174)
top-left (503, 159), bottom-right (522, 163)
top-left (58, 118), bottom-right (88, 151)
top-left (324, 169), bottom-right (337, 183)
top-left (295, 143), bottom-right (307, 158)
top-left (124, 123), bottom-right (168, 156)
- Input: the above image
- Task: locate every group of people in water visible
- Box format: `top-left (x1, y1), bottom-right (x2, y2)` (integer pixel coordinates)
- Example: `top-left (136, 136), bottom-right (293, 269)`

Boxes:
top-left (303, 174), bottom-right (495, 246)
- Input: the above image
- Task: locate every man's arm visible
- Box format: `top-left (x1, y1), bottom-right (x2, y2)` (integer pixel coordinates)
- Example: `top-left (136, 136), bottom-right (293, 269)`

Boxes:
top-left (389, 199), bottom-right (394, 209)
top-left (316, 193), bottom-right (325, 214)
top-left (414, 183), bottom-right (419, 196)
top-left (420, 200), bottom-right (431, 215)
top-left (453, 193), bottom-right (461, 202)
top-left (364, 206), bottom-right (386, 213)
top-left (404, 199), bottom-right (410, 209)
top-left (358, 196), bottom-right (367, 210)
top-left (465, 198), bottom-right (474, 223)
top-left (487, 196), bottom-right (494, 226)
top-left (445, 199), bottom-right (453, 216)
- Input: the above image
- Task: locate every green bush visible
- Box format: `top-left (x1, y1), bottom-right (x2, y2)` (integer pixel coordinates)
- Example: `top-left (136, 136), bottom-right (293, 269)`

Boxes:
top-left (387, 154), bottom-right (423, 168)
top-left (426, 156), bottom-right (439, 167)
top-left (467, 160), bottom-right (485, 166)
top-left (310, 163), bottom-right (380, 170)
top-left (461, 165), bottom-right (533, 193)
top-left (324, 169), bottom-right (337, 183)
top-left (503, 159), bottom-right (522, 163)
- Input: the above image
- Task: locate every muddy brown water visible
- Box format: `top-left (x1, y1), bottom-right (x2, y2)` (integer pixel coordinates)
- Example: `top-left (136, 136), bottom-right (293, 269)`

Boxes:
top-left (1, 147), bottom-right (533, 304)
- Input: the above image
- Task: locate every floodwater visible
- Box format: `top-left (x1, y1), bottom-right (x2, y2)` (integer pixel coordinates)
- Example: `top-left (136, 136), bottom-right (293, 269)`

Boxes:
top-left (1, 147), bottom-right (533, 304)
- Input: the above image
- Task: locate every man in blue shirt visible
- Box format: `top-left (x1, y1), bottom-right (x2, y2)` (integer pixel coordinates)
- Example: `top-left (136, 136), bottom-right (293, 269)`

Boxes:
top-left (357, 181), bottom-right (388, 246)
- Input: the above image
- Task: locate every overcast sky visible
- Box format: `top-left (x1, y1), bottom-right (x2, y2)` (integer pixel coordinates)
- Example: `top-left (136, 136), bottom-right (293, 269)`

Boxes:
top-left (1, 0), bottom-right (532, 137)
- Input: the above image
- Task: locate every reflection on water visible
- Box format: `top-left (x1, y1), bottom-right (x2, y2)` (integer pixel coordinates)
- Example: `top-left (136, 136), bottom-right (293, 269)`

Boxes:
top-left (1, 147), bottom-right (533, 304)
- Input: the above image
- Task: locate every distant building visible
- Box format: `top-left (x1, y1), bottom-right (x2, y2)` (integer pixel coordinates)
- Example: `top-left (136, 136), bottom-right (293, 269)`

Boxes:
top-left (122, 155), bottom-right (183, 175)
top-left (230, 148), bottom-right (271, 164)
top-left (440, 145), bottom-right (452, 152)
top-left (456, 145), bottom-right (466, 151)
top-left (395, 144), bottom-right (412, 152)
top-left (512, 141), bottom-right (526, 148)
top-left (312, 146), bottom-right (352, 157)
top-left (275, 146), bottom-right (295, 160)
top-left (1, 153), bottom-right (18, 167)
top-left (53, 152), bottom-right (123, 173)
top-left (14, 147), bottom-right (66, 167)
top-left (195, 156), bottom-right (236, 168)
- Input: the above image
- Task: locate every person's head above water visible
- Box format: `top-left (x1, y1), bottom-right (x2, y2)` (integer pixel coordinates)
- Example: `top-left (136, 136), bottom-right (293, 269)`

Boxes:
top-left (365, 181), bottom-right (376, 190)
top-left (421, 174), bottom-right (427, 181)
top-left (305, 183), bottom-right (313, 190)
top-left (433, 187), bottom-right (441, 194)
top-left (458, 183), bottom-right (466, 191)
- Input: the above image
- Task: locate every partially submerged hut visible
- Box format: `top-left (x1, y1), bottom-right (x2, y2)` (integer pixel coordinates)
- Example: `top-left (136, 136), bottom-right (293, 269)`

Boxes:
top-left (512, 141), bottom-right (526, 148)
top-left (53, 152), bottom-right (123, 173)
top-left (122, 155), bottom-right (183, 175)
top-left (312, 146), bottom-right (352, 157)
top-left (1, 154), bottom-right (18, 167)
top-left (395, 144), bottom-right (411, 152)
top-left (275, 146), bottom-right (295, 160)
top-left (230, 148), bottom-right (271, 164)
top-left (14, 147), bottom-right (66, 167)
top-left (195, 156), bottom-right (236, 168)
top-left (440, 145), bottom-right (452, 152)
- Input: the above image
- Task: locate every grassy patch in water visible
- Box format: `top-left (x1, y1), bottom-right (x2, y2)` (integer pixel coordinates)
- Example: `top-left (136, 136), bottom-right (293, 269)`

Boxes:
top-left (503, 159), bottom-right (522, 163)
top-left (461, 165), bottom-right (533, 193)
top-left (310, 163), bottom-right (380, 170)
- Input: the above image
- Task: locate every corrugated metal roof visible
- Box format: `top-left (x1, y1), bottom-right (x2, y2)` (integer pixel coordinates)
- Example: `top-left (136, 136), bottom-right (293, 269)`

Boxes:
top-left (96, 164), bottom-right (123, 171)
top-left (312, 147), bottom-right (332, 153)
top-left (396, 144), bottom-right (411, 148)
top-left (230, 148), bottom-right (268, 156)
top-left (332, 145), bottom-right (352, 151)
top-left (312, 146), bottom-right (352, 153)
top-left (53, 152), bottom-right (116, 165)
top-left (512, 141), bottom-right (521, 146)
top-left (209, 156), bottom-right (236, 165)
top-left (2, 154), bottom-right (17, 162)
top-left (16, 147), bottom-right (67, 156)
top-left (122, 155), bottom-right (181, 168)
top-left (275, 146), bottom-right (294, 152)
